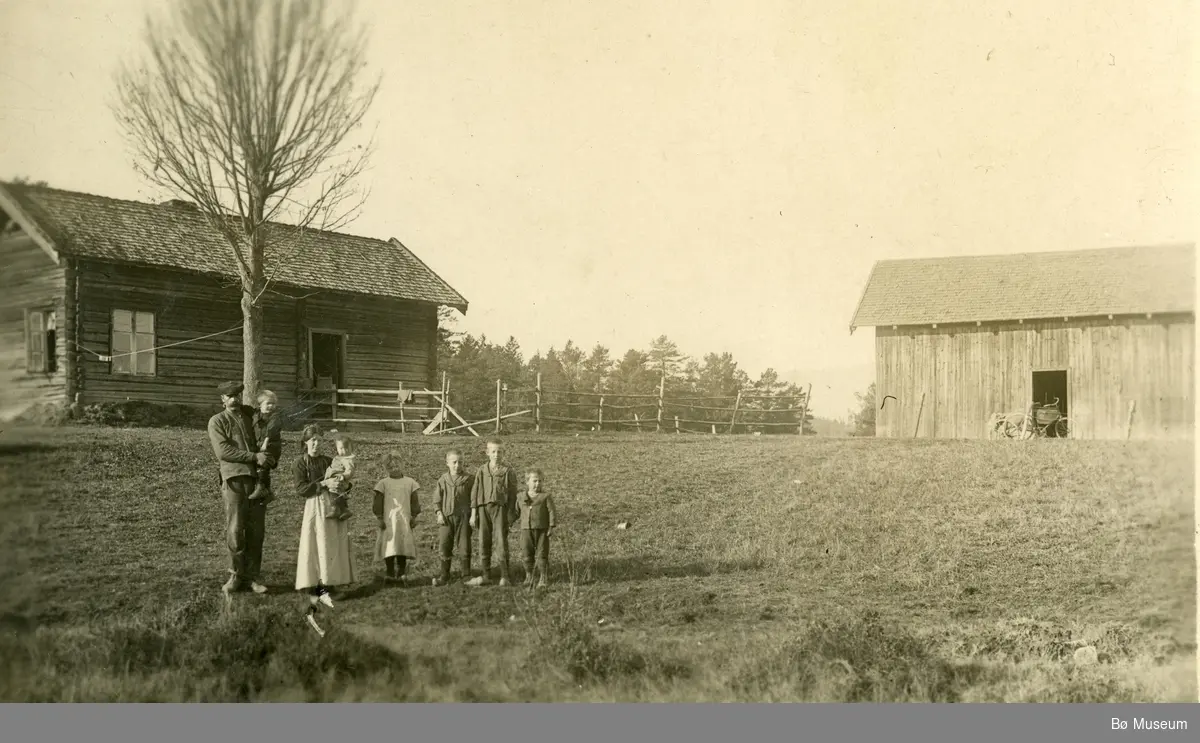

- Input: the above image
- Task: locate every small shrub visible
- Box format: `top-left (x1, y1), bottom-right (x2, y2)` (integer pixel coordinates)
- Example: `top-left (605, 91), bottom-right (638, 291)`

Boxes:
top-left (0, 598), bottom-right (422, 702)
top-left (72, 401), bottom-right (211, 429)
top-left (523, 590), bottom-right (689, 685)
top-left (734, 611), bottom-right (987, 702)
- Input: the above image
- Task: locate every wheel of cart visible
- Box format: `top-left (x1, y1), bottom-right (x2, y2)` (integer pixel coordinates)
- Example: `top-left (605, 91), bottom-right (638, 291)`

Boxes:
top-left (1053, 416), bottom-right (1070, 438)
top-left (1032, 398), bottom-right (1064, 438)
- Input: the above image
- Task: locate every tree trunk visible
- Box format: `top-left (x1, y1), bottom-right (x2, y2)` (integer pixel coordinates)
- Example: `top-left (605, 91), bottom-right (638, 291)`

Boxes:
top-left (241, 286), bottom-right (265, 407)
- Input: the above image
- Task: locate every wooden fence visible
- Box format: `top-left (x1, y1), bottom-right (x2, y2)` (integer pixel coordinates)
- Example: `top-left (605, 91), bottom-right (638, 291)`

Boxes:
top-left (300, 372), bottom-right (812, 437)
top-left (497, 373), bottom-right (813, 434)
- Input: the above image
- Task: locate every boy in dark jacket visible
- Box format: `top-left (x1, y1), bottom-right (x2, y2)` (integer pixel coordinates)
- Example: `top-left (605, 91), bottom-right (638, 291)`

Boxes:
top-left (467, 438), bottom-right (519, 586)
top-left (432, 448), bottom-right (474, 586)
top-left (518, 469), bottom-right (557, 589)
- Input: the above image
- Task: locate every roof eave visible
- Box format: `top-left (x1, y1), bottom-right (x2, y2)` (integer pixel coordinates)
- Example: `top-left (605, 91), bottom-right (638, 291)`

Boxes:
top-left (63, 253), bottom-right (470, 309)
top-left (0, 182), bottom-right (61, 264)
top-left (852, 309), bottom-right (1197, 328)
top-left (847, 260), bottom-right (881, 335)
top-left (388, 237), bottom-right (470, 314)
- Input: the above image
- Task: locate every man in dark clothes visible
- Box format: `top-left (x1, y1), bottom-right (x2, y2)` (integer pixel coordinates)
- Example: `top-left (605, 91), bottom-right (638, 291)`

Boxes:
top-left (208, 380), bottom-right (270, 596)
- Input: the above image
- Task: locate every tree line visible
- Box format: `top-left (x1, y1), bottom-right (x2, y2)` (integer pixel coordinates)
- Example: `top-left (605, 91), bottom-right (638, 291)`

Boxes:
top-left (435, 311), bottom-right (815, 435)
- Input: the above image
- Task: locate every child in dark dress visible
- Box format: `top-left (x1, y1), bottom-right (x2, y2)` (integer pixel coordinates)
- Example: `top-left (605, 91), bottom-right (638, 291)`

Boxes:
top-left (247, 390), bottom-right (282, 504)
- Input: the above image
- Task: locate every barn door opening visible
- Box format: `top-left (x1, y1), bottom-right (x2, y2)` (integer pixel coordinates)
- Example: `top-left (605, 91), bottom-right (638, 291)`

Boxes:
top-left (1031, 370), bottom-right (1068, 437)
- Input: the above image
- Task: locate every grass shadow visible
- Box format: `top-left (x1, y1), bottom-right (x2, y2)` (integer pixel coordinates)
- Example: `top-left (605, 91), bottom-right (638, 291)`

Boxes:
top-left (331, 581), bottom-right (385, 601)
top-left (0, 442), bottom-right (60, 458)
top-left (574, 557), bottom-right (765, 584)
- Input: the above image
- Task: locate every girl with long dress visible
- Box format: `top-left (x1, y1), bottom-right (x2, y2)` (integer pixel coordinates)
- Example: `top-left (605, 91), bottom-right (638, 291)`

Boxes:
top-left (293, 425), bottom-right (356, 635)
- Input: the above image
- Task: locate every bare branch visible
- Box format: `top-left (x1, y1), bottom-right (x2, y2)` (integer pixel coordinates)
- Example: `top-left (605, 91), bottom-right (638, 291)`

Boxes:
top-left (111, 0), bottom-right (379, 296)
top-left (111, 0), bottom-right (379, 403)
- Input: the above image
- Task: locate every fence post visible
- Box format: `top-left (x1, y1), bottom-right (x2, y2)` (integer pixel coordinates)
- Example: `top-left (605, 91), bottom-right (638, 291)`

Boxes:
top-left (728, 390), bottom-right (742, 434)
top-left (495, 379), bottom-right (502, 434)
top-left (656, 374), bottom-right (665, 433)
top-left (799, 382), bottom-right (812, 436)
top-left (634, 412), bottom-right (641, 432)
top-left (598, 394), bottom-right (604, 431)
top-left (331, 389), bottom-right (338, 425)
top-left (440, 372), bottom-right (448, 434)
top-left (675, 415), bottom-right (680, 434)
top-left (1125, 399), bottom-right (1137, 439)
top-left (535, 372), bottom-right (542, 433)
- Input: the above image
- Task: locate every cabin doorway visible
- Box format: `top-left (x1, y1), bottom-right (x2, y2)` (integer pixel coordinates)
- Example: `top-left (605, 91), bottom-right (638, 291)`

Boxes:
top-left (308, 330), bottom-right (345, 425)
top-left (1031, 369), bottom-right (1068, 437)
top-left (309, 331), bottom-right (344, 391)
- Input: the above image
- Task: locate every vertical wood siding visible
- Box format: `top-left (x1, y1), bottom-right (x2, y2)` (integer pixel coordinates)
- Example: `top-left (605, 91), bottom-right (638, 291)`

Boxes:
top-left (874, 315), bottom-right (1195, 440)
top-left (0, 234), bottom-right (67, 415)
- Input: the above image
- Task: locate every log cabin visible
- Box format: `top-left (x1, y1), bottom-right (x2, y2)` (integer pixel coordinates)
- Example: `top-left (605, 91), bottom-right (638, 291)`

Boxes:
top-left (849, 244), bottom-right (1195, 440)
top-left (0, 181), bottom-right (469, 424)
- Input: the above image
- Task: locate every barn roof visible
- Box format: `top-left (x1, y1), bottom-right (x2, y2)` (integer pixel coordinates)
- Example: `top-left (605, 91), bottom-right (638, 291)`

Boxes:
top-left (0, 181), bottom-right (468, 312)
top-left (849, 244), bottom-right (1195, 330)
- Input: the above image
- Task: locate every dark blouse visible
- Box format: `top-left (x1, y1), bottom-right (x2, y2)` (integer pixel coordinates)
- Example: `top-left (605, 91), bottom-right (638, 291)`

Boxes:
top-left (293, 453), bottom-right (333, 499)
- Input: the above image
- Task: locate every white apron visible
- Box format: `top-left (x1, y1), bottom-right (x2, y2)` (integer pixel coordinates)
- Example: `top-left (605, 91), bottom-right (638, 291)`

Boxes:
top-left (374, 476), bottom-right (420, 561)
top-left (295, 494), bottom-right (356, 590)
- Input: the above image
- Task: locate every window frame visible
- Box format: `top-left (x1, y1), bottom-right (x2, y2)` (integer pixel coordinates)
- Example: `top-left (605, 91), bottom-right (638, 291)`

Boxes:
top-left (23, 307), bottom-right (57, 375)
top-left (110, 309), bottom-right (158, 377)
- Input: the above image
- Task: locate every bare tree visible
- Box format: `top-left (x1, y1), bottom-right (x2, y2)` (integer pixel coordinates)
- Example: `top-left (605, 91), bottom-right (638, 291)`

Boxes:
top-left (112, 0), bottom-right (380, 403)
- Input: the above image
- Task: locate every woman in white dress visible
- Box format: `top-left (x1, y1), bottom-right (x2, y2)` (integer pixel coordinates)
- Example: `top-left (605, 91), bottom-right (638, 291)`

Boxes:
top-left (292, 425), bottom-right (356, 635)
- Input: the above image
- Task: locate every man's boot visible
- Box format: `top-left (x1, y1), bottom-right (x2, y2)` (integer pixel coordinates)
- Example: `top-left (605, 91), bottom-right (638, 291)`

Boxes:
top-left (467, 560), bottom-right (492, 586)
top-left (433, 560), bottom-right (452, 586)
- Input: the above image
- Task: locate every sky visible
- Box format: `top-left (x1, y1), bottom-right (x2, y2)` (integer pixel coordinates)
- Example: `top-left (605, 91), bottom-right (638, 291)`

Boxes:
top-left (0, 0), bottom-right (1194, 418)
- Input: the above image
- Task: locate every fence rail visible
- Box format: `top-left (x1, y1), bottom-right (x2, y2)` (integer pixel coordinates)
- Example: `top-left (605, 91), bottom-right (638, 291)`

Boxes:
top-left (297, 372), bottom-right (813, 437)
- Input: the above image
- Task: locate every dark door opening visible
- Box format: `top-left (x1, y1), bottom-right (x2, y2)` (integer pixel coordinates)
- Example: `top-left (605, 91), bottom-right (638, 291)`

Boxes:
top-left (1031, 369), bottom-right (1068, 437)
top-left (310, 332), bottom-right (344, 391)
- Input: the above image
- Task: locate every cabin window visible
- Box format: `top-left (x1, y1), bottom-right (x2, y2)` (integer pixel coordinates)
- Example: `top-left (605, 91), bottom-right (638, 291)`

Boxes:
top-left (111, 309), bottom-right (157, 376)
top-left (25, 308), bottom-right (57, 374)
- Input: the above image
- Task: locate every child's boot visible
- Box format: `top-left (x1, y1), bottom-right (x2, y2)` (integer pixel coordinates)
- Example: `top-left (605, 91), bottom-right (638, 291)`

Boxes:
top-left (248, 482), bottom-right (266, 501)
top-left (498, 562), bottom-right (511, 587)
top-left (260, 485), bottom-right (275, 505)
top-left (322, 494), bottom-right (338, 519)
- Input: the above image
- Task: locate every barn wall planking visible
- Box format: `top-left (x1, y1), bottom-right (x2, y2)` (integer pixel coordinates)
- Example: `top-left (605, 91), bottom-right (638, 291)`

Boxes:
top-left (874, 315), bottom-right (1195, 440)
top-left (75, 261), bottom-right (440, 410)
top-left (0, 234), bottom-right (68, 415)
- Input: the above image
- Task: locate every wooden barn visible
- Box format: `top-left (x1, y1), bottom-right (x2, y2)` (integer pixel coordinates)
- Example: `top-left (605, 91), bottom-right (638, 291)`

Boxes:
top-left (0, 181), bottom-right (468, 422)
top-left (849, 244), bottom-right (1195, 440)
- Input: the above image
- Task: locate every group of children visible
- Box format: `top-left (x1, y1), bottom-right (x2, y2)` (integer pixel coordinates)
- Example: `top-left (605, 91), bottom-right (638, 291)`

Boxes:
top-left (371, 437), bottom-right (558, 589)
top-left (239, 388), bottom-right (559, 592)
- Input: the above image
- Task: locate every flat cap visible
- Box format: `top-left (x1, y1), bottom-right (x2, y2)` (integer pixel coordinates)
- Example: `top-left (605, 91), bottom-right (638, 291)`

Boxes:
top-left (218, 381), bottom-right (244, 397)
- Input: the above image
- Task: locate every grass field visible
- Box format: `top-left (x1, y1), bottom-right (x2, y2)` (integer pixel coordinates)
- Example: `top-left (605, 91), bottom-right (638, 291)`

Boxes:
top-left (0, 425), bottom-right (1194, 702)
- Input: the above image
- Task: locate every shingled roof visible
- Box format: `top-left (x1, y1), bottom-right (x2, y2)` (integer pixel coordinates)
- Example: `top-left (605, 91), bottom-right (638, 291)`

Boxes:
top-left (849, 244), bottom-right (1195, 331)
top-left (0, 182), bottom-right (468, 312)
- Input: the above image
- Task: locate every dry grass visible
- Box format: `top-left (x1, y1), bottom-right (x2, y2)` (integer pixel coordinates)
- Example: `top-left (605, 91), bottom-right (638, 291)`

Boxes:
top-left (0, 426), bottom-right (1193, 702)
